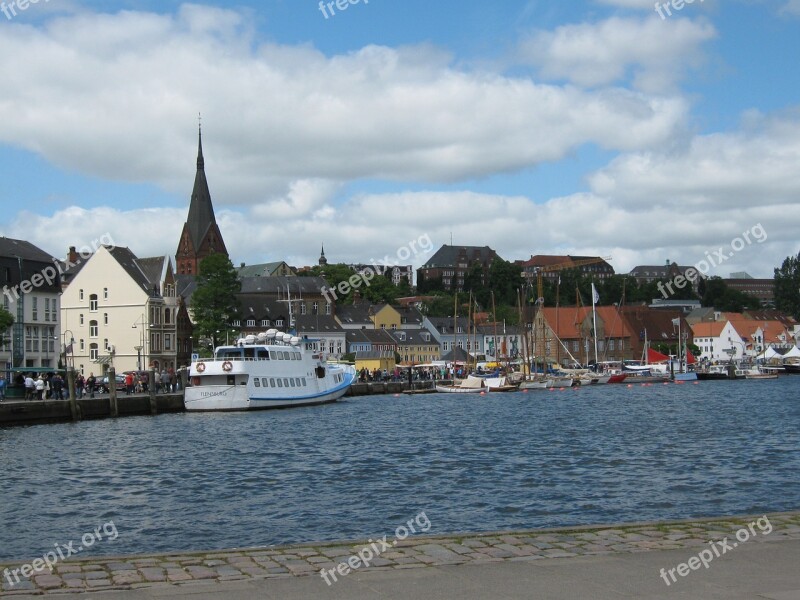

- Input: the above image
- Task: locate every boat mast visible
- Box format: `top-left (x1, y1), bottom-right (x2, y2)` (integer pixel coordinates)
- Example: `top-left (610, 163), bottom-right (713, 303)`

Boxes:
top-left (491, 291), bottom-right (499, 368)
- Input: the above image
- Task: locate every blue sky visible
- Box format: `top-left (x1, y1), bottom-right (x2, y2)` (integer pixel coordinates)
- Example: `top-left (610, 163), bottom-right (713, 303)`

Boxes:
top-left (0, 0), bottom-right (799, 278)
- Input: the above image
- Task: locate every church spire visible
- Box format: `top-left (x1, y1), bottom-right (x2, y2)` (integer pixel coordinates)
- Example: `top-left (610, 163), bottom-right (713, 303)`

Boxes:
top-left (197, 120), bottom-right (205, 170)
top-left (319, 244), bottom-right (328, 266)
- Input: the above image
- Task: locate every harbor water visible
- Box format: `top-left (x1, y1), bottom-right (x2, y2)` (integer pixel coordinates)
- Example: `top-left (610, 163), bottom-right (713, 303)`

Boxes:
top-left (1, 378), bottom-right (798, 561)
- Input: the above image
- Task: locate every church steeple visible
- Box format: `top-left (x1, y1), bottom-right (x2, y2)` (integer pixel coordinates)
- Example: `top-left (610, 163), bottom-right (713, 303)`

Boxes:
top-left (175, 122), bottom-right (228, 275)
top-left (319, 245), bottom-right (328, 266)
top-left (196, 123), bottom-right (205, 170)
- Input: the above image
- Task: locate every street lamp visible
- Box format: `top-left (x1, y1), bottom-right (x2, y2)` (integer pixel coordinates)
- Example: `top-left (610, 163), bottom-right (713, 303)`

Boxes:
top-left (132, 314), bottom-right (152, 371)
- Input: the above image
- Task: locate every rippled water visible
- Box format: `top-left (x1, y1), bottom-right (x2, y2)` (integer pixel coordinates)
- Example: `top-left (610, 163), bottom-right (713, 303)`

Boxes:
top-left (1, 379), bottom-right (798, 561)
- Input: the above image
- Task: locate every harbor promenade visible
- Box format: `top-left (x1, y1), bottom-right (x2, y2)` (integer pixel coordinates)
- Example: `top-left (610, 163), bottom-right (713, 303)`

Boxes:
top-left (2, 512), bottom-right (799, 598)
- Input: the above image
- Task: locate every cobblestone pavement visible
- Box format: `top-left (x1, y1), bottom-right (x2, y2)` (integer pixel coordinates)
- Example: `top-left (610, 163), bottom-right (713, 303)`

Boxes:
top-left (2, 512), bottom-right (798, 596)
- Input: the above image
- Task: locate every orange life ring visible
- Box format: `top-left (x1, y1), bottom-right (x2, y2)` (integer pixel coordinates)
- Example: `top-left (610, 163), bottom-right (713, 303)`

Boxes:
top-left (222, 361), bottom-right (233, 372)
top-left (196, 362), bottom-right (206, 373)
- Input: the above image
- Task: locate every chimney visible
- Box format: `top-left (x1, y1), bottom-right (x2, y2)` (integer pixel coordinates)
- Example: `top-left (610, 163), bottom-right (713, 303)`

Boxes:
top-left (68, 246), bottom-right (79, 264)
top-left (240, 262), bottom-right (245, 268)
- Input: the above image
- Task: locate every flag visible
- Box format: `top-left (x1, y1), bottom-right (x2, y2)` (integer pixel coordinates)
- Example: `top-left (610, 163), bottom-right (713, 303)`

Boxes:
top-left (591, 283), bottom-right (599, 305)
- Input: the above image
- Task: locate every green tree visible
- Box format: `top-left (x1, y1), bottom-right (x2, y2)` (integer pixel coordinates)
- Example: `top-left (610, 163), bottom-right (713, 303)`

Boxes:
top-left (774, 252), bottom-right (800, 319)
top-left (701, 277), bottom-right (760, 312)
top-left (191, 253), bottom-right (242, 346)
top-left (0, 308), bottom-right (14, 349)
top-left (487, 258), bottom-right (524, 307)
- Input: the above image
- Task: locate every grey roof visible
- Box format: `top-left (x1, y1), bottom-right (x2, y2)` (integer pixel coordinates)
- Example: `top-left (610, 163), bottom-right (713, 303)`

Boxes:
top-left (239, 276), bottom-right (327, 295)
top-left (426, 316), bottom-right (471, 335)
top-left (354, 351), bottom-right (394, 360)
top-left (335, 304), bottom-right (373, 325)
top-left (239, 297), bottom-right (288, 321)
top-left (108, 246), bottom-right (161, 297)
top-left (0, 237), bottom-right (55, 263)
top-left (422, 244), bottom-right (498, 269)
top-left (476, 324), bottom-right (525, 336)
top-left (440, 347), bottom-right (472, 362)
top-left (176, 274), bottom-right (197, 300)
top-left (185, 129), bottom-right (219, 251)
top-left (388, 328), bottom-right (437, 346)
top-left (136, 256), bottom-right (168, 287)
top-left (396, 306), bottom-right (425, 325)
top-left (295, 314), bottom-right (345, 334)
top-left (236, 262), bottom-right (294, 277)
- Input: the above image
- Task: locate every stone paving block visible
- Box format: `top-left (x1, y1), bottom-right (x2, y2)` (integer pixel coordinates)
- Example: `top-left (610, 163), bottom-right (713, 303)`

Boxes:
top-left (139, 567), bottom-right (167, 582)
top-left (106, 562), bottom-right (136, 571)
top-left (56, 565), bottom-right (82, 574)
top-left (184, 566), bottom-right (218, 579)
top-left (85, 578), bottom-right (112, 587)
top-left (166, 568), bottom-right (193, 581)
top-left (112, 572), bottom-right (144, 585)
top-left (84, 571), bottom-right (109, 580)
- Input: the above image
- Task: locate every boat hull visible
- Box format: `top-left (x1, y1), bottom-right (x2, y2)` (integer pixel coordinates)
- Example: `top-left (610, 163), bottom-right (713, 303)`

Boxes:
top-left (185, 382), bottom-right (351, 411)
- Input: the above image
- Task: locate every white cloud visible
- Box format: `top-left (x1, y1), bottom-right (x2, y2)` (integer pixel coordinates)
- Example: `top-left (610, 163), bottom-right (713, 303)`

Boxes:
top-left (0, 4), bottom-right (688, 207)
top-left (519, 16), bottom-right (716, 93)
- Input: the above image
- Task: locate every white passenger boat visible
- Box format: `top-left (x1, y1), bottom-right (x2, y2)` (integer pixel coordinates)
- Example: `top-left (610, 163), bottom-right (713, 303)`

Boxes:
top-left (185, 330), bottom-right (356, 411)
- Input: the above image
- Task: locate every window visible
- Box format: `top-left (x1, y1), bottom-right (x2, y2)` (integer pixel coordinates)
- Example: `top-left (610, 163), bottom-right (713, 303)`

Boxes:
top-left (103, 288), bottom-right (108, 300)
top-left (89, 294), bottom-right (98, 312)
top-left (247, 319), bottom-right (256, 327)
top-left (233, 320), bottom-right (241, 327)
top-left (276, 319), bottom-right (284, 327)
top-left (164, 309), bottom-right (171, 325)
top-left (104, 338), bottom-right (109, 351)
top-left (104, 313), bottom-right (108, 325)
top-left (165, 335), bottom-right (171, 350)
top-left (254, 378), bottom-right (261, 387)
top-left (32, 297), bottom-right (38, 321)
top-left (79, 289), bottom-right (84, 301)
top-left (312, 301), bottom-right (319, 315)
top-left (90, 343), bottom-right (98, 360)
top-left (300, 303), bottom-right (307, 315)
top-left (270, 378), bottom-right (276, 387)
top-left (44, 298), bottom-right (50, 322)
top-left (80, 314), bottom-right (84, 326)
top-left (89, 320), bottom-right (98, 337)
top-left (325, 302), bottom-right (332, 315)
top-left (80, 339), bottom-right (85, 352)
top-left (262, 320), bottom-right (270, 327)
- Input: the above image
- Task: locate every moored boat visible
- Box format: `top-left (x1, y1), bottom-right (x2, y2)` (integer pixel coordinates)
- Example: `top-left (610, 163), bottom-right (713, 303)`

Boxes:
top-left (185, 330), bottom-right (356, 411)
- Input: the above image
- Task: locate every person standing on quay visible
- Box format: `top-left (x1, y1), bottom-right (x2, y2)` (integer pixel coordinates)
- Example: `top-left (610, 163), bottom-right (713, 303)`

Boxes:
top-left (24, 373), bottom-right (35, 400)
top-left (86, 372), bottom-right (96, 398)
top-left (0, 374), bottom-right (6, 400)
top-left (125, 371), bottom-right (134, 395)
top-left (76, 372), bottom-right (85, 399)
top-left (35, 375), bottom-right (45, 400)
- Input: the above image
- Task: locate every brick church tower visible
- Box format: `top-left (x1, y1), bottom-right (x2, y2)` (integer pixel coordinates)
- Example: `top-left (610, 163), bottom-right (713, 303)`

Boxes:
top-left (175, 126), bottom-right (228, 275)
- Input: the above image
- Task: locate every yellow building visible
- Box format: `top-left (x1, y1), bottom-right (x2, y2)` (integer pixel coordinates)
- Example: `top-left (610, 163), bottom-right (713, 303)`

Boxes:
top-left (354, 351), bottom-right (395, 373)
top-left (370, 304), bottom-right (401, 331)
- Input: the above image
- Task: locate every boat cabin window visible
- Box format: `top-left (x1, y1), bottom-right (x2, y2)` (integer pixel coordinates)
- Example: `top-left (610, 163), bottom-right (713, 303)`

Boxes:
top-left (271, 351), bottom-right (281, 360)
top-left (254, 378), bottom-right (260, 387)
top-left (282, 351), bottom-right (290, 360)
top-left (277, 379), bottom-right (283, 387)
top-left (270, 378), bottom-right (276, 387)
top-left (216, 348), bottom-right (243, 360)
top-left (243, 348), bottom-right (255, 359)
top-left (256, 349), bottom-right (270, 359)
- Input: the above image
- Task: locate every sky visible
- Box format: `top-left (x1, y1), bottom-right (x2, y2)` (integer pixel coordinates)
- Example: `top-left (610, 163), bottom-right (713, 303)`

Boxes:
top-left (0, 0), bottom-right (799, 280)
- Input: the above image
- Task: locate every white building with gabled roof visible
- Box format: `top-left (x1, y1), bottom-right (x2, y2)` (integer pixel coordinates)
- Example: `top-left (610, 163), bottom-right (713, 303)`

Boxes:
top-left (60, 245), bottom-right (179, 376)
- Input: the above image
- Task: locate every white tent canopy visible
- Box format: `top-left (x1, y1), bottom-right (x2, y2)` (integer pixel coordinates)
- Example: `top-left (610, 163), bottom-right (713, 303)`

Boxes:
top-left (756, 347), bottom-right (782, 360)
top-left (782, 346), bottom-right (800, 359)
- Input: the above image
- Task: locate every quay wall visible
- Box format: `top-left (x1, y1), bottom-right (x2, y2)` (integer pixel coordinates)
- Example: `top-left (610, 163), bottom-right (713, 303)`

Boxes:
top-left (0, 381), bottom-right (444, 427)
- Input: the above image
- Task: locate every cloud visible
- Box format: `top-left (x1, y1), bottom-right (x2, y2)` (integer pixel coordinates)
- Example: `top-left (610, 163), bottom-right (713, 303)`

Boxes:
top-left (0, 4), bottom-right (688, 206)
top-left (518, 16), bottom-right (716, 93)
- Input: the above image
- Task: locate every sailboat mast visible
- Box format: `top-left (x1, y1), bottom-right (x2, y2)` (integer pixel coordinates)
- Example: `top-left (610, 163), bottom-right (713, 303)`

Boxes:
top-left (491, 291), bottom-right (499, 367)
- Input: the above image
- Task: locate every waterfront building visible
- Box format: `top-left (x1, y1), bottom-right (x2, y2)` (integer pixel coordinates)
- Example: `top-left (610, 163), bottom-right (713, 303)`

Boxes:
top-left (335, 303), bottom-right (374, 330)
top-left (476, 324), bottom-right (525, 362)
top-left (0, 237), bottom-right (61, 371)
top-left (295, 314), bottom-right (346, 359)
top-left (531, 307), bottom-right (636, 365)
top-left (517, 255), bottom-right (614, 285)
top-left (388, 328), bottom-right (440, 364)
top-left (690, 320), bottom-right (744, 362)
top-left (344, 328), bottom-right (397, 357)
top-left (620, 306), bottom-right (685, 362)
top-left (417, 245), bottom-right (499, 292)
top-left (175, 127), bottom-right (228, 276)
top-left (422, 316), bottom-right (483, 357)
top-left (60, 246), bottom-right (178, 375)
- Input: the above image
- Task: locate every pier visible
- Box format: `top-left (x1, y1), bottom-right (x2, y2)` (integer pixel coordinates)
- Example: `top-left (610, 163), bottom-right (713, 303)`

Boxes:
top-left (0, 381), bottom-right (447, 427)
